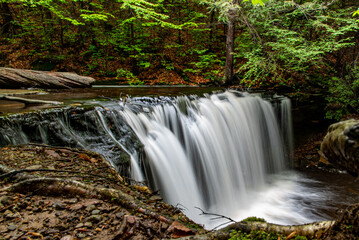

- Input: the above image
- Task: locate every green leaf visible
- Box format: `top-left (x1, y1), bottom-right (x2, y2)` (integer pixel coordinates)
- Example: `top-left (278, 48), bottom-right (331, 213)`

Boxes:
top-left (353, 9), bottom-right (359, 17)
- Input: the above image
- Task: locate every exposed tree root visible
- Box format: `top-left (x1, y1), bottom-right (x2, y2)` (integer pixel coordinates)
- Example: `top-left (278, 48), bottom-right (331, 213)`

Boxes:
top-left (0, 164), bottom-right (172, 224)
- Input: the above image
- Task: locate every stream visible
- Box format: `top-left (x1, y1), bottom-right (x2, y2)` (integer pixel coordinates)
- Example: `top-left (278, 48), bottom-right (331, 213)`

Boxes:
top-left (0, 86), bottom-right (358, 229)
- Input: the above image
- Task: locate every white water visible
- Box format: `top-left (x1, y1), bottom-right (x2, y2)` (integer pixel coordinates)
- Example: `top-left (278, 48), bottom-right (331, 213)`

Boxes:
top-left (2, 90), bottom-right (358, 228)
top-left (120, 91), bottom-right (310, 228)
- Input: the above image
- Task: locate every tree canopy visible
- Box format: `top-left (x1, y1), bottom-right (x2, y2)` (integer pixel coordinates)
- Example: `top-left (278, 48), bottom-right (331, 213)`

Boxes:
top-left (0, 0), bottom-right (358, 119)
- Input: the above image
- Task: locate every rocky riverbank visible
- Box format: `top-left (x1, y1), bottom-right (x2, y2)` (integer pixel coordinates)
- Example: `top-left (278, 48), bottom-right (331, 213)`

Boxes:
top-left (1, 134), bottom-right (359, 239)
top-left (0, 144), bottom-right (203, 239)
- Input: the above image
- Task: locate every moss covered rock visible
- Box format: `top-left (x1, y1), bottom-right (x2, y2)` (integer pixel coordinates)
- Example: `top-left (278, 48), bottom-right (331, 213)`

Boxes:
top-left (320, 119), bottom-right (359, 176)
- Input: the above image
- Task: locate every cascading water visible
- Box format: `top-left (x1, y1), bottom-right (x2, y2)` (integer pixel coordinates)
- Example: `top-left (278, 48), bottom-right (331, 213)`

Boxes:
top-left (119, 91), bottom-right (298, 228)
top-left (2, 90), bottom-right (357, 229)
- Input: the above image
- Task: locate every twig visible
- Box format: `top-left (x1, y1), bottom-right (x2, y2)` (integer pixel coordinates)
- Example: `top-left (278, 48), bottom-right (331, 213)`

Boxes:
top-left (195, 207), bottom-right (236, 230)
top-left (0, 204), bottom-right (15, 212)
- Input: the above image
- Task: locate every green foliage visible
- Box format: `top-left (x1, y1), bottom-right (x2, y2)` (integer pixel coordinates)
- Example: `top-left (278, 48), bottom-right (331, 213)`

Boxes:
top-left (233, 0), bottom-right (359, 93)
top-left (229, 230), bottom-right (308, 240)
top-left (241, 216), bottom-right (266, 222)
top-left (184, 48), bottom-right (223, 81)
top-left (229, 230), bottom-right (284, 240)
top-left (326, 68), bottom-right (359, 120)
top-left (116, 68), bottom-right (144, 85)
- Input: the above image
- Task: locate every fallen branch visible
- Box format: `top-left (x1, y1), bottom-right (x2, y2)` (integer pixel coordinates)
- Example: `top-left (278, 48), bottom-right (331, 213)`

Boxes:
top-left (178, 220), bottom-right (334, 240)
top-left (0, 95), bottom-right (63, 106)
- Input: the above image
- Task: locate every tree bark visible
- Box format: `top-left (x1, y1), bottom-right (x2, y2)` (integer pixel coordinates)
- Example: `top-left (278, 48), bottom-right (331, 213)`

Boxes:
top-left (0, 67), bottom-right (95, 89)
top-left (178, 221), bottom-right (334, 240)
top-left (224, 15), bottom-right (235, 85)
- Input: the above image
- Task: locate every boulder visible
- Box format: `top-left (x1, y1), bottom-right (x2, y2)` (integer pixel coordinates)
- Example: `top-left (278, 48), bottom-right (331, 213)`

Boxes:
top-left (320, 119), bottom-right (359, 176)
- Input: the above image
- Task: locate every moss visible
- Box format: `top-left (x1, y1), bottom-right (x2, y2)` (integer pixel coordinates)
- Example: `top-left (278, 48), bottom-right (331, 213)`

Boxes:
top-left (241, 216), bottom-right (266, 223)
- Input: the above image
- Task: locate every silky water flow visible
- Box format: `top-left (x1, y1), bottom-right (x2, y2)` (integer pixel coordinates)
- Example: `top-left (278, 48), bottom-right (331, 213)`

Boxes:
top-left (118, 91), bottom-right (320, 229)
top-left (0, 90), bottom-right (344, 229)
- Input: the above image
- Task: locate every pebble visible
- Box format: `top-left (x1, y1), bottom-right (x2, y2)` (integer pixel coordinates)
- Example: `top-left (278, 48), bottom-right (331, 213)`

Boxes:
top-left (115, 212), bottom-right (124, 219)
top-left (54, 202), bottom-right (67, 210)
top-left (91, 210), bottom-right (100, 215)
top-left (7, 224), bottom-right (16, 231)
top-left (86, 205), bottom-right (96, 211)
top-left (68, 198), bottom-right (78, 204)
top-left (149, 195), bottom-right (162, 201)
top-left (89, 215), bottom-right (102, 223)
top-left (84, 222), bottom-right (93, 228)
top-left (77, 233), bottom-right (87, 238)
top-left (75, 223), bottom-right (84, 228)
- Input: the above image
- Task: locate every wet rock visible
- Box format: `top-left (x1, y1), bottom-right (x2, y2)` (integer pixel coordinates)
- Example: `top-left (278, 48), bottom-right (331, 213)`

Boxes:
top-left (75, 223), bottom-right (84, 228)
top-left (115, 212), bottom-right (124, 219)
top-left (321, 119), bottom-right (359, 176)
top-left (149, 195), bottom-right (162, 202)
top-left (86, 204), bottom-right (96, 212)
top-left (84, 222), bottom-right (93, 228)
top-left (54, 202), bottom-right (67, 210)
top-left (77, 233), bottom-right (87, 238)
top-left (88, 215), bottom-right (102, 223)
top-left (33, 206), bottom-right (42, 212)
top-left (91, 210), bottom-right (100, 215)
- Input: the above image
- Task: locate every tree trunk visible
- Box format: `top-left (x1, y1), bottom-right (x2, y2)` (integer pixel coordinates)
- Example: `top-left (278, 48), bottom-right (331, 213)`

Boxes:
top-left (224, 15), bottom-right (235, 85)
top-left (0, 2), bottom-right (15, 36)
top-left (0, 67), bottom-right (95, 89)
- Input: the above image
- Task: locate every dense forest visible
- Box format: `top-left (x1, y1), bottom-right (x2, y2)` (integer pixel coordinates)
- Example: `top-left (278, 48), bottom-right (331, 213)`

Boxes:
top-left (0, 0), bottom-right (358, 119)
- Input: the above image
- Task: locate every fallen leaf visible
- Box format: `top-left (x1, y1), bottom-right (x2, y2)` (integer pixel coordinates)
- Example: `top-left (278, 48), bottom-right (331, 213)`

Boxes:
top-left (25, 232), bottom-right (44, 240)
top-left (45, 149), bottom-right (60, 159)
top-left (286, 231), bottom-right (297, 239)
top-left (167, 221), bottom-right (196, 238)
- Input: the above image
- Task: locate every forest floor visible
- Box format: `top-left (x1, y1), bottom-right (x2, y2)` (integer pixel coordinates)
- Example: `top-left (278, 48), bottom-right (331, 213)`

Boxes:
top-left (0, 144), bottom-right (205, 240)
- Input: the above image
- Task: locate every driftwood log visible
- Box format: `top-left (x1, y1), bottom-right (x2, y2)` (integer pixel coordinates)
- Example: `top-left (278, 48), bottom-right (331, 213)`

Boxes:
top-left (0, 67), bottom-right (95, 89)
top-left (0, 95), bottom-right (63, 106)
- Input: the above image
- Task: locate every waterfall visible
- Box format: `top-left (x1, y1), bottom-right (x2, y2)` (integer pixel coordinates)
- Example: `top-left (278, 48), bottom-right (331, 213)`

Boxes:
top-left (2, 90), bottom-right (323, 228)
top-left (120, 91), bottom-right (293, 227)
